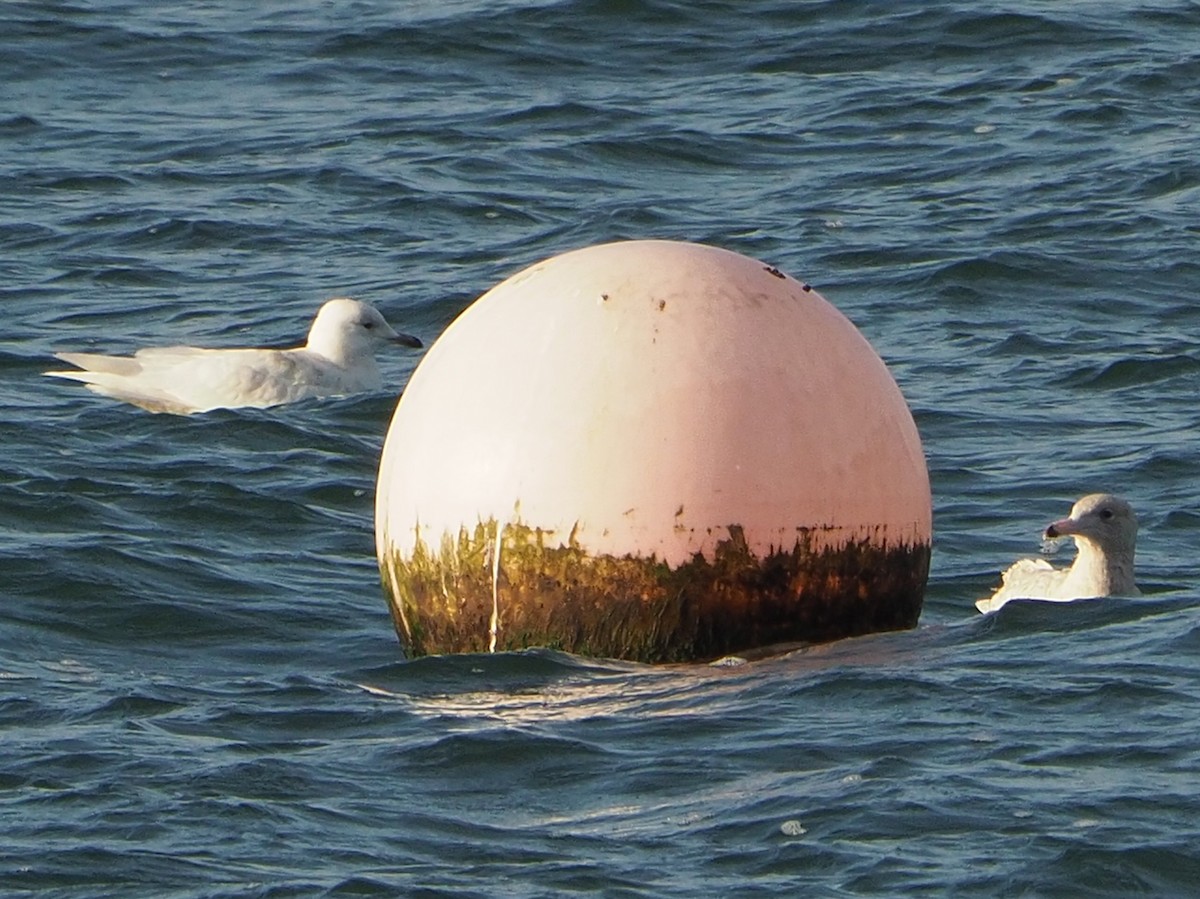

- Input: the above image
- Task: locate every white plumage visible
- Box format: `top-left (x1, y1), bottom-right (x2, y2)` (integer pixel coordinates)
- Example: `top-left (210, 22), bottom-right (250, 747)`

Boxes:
top-left (976, 493), bottom-right (1139, 614)
top-left (46, 298), bottom-right (422, 415)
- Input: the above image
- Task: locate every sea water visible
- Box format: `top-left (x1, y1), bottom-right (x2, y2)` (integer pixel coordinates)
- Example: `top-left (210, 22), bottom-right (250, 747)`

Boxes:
top-left (2, 2), bottom-right (1199, 895)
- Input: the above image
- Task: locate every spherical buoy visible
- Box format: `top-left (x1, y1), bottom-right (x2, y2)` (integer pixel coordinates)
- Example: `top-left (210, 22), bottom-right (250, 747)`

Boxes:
top-left (376, 240), bottom-right (931, 663)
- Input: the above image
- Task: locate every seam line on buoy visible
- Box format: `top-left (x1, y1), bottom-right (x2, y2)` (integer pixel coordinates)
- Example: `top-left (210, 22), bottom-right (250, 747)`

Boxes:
top-left (489, 520), bottom-right (504, 653)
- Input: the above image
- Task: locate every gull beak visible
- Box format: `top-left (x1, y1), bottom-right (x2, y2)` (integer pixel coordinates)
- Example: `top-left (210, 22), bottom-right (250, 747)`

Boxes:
top-left (389, 332), bottom-right (423, 349)
top-left (1043, 516), bottom-right (1077, 540)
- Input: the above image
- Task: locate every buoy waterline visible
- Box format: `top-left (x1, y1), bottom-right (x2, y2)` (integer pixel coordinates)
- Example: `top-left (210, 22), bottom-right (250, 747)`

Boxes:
top-left (375, 240), bottom-right (932, 663)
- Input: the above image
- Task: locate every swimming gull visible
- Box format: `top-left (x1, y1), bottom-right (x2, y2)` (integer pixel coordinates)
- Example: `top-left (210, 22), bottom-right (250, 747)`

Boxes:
top-left (975, 493), bottom-right (1139, 614)
top-left (45, 297), bottom-right (423, 415)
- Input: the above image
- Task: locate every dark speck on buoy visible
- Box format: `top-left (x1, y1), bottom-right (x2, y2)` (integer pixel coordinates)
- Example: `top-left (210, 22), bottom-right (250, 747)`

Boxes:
top-left (802, 283), bottom-right (813, 292)
top-left (658, 299), bottom-right (666, 311)
top-left (764, 265), bottom-right (786, 279)
top-left (601, 293), bottom-right (610, 302)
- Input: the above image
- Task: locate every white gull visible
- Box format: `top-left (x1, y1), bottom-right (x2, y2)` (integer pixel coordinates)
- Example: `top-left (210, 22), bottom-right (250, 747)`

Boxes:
top-left (45, 297), bottom-right (422, 415)
top-left (975, 493), bottom-right (1139, 614)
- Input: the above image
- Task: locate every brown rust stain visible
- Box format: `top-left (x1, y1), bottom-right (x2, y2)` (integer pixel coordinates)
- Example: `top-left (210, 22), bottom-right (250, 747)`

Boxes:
top-left (381, 520), bottom-right (930, 664)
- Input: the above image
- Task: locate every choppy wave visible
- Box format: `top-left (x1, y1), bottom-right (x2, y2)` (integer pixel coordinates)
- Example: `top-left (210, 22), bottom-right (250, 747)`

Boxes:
top-left (3, 1), bottom-right (1199, 895)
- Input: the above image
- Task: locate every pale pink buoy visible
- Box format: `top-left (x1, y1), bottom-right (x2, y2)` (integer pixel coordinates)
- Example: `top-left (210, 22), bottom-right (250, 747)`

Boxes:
top-left (375, 240), bottom-right (931, 662)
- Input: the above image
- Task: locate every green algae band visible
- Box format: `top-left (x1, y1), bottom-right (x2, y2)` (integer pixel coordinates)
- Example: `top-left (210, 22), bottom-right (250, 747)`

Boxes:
top-left (376, 241), bottom-right (932, 663)
top-left (381, 520), bottom-right (930, 663)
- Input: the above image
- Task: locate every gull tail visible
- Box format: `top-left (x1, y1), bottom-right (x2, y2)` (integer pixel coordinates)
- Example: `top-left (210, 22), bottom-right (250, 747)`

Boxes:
top-left (47, 351), bottom-right (144, 377)
top-left (45, 353), bottom-right (190, 414)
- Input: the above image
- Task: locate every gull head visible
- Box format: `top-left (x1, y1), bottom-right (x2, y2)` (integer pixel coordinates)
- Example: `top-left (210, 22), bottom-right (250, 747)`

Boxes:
top-left (1044, 493), bottom-right (1138, 558)
top-left (305, 298), bottom-right (422, 364)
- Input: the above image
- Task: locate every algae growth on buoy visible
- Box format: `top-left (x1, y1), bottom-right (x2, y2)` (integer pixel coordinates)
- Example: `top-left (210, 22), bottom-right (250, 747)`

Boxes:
top-left (376, 240), bottom-right (931, 663)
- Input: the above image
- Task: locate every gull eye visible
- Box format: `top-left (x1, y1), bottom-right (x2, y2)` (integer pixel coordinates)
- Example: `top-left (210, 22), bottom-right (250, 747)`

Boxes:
top-left (1099, 509), bottom-right (1114, 520)
top-left (363, 321), bottom-right (375, 330)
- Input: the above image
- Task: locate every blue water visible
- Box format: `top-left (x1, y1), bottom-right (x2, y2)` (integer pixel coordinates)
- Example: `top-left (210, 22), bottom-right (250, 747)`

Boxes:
top-left (4, 1), bottom-right (1200, 895)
